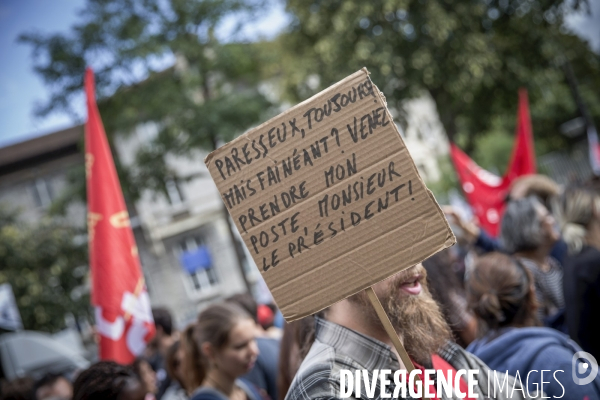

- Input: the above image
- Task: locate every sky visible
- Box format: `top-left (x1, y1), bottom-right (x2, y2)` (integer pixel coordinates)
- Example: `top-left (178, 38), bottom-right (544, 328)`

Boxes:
top-left (0, 0), bottom-right (598, 148)
top-left (0, 0), bottom-right (87, 146)
top-left (0, 0), bottom-right (290, 147)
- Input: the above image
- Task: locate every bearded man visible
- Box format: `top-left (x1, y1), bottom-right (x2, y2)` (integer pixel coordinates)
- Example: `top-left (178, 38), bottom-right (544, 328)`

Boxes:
top-left (285, 264), bottom-right (540, 400)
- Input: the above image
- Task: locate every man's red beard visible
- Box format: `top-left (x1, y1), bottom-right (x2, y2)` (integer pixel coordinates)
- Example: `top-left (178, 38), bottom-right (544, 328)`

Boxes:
top-left (349, 264), bottom-right (452, 366)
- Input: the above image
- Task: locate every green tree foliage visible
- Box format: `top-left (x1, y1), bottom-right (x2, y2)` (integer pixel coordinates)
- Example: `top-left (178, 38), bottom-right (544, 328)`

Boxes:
top-left (279, 0), bottom-right (600, 162)
top-left (425, 155), bottom-right (459, 202)
top-left (472, 117), bottom-right (517, 173)
top-left (0, 208), bottom-right (90, 332)
top-left (20, 0), bottom-right (272, 200)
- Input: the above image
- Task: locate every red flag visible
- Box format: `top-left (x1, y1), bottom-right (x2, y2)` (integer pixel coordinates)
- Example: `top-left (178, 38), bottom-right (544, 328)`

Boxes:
top-left (85, 67), bottom-right (155, 364)
top-left (451, 89), bottom-right (536, 236)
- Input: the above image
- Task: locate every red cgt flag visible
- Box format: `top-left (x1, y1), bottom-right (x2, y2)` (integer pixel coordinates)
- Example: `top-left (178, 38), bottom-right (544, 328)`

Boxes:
top-left (85, 67), bottom-right (155, 364)
top-left (451, 88), bottom-right (536, 236)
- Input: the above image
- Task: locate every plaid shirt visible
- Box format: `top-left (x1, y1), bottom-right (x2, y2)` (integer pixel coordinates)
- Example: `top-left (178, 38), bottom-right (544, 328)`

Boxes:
top-left (285, 317), bottom-right (540, 400)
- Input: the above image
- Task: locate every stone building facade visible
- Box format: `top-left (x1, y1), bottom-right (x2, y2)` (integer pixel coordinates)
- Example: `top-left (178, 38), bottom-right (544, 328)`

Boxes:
top-left (0, 124), bottom-right (257, 329)
top-left (0, 92), bottom-right (449, 329)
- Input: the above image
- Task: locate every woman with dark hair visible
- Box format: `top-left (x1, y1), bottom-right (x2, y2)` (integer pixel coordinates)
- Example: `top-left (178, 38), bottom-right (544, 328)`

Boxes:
top-left (161, 341), bottom-right (187, 400)
top-left (187, 303), bottom-right (262, 400)
top-left (557, 183), bottom-right (600, 359)
top-left (131, 358), bottom-right (157, 400)
top-left (500, 197), bottom-right (564, 323)
top-left (72, 361), bottom-right (146, 400)
top-left (466, 252), bottom-right (600, 399)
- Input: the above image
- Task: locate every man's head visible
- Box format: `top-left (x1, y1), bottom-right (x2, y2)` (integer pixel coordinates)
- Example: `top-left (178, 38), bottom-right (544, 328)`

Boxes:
top-left (340, 263), bottom-right (451, 366)
top-left (152, 308), bottom-right (173, 338)
top-left (500, 196), bottom-right (560, 254)
top-left (151, 307), bottom-right (175, 356)
top-left (34, 373), bottom-right (72, 400)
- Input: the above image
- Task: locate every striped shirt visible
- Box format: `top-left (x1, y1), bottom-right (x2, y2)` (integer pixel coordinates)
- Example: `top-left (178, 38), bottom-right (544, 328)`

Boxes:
top-left (517, 257), bottom-right (564, 322)
top-left (285, 317), bottom-right (538, 400)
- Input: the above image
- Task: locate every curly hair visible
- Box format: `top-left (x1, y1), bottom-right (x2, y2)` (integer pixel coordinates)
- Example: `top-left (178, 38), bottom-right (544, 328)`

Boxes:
top-left (0, 376), bottom-right (34, 400)
top-left (72, 361), bottom-right (140, 400)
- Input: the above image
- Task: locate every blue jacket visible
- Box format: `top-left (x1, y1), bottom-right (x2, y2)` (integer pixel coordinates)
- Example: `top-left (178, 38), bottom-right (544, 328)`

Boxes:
top-left (468, 327), bottom-right (600, 399)
top-left (190, 379), bottom-right (263, 400)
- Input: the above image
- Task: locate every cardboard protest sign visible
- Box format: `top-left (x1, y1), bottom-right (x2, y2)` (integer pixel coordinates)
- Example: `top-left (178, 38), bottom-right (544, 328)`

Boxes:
top-left (205, 68), bottom-right (455, 321)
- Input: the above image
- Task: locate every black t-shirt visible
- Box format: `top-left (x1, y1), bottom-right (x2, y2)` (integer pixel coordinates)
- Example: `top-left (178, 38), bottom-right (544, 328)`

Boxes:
top-left (564, 245), bottom-right (600, 359)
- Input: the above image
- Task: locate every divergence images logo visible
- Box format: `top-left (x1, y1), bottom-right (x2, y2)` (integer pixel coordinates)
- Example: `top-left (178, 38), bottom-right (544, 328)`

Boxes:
top-left (572, 351), bottom-right (598, 386)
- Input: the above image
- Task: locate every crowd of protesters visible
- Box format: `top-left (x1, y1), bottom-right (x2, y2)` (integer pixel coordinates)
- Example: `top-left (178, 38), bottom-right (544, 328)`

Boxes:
top-left (2, 175), bottom-right (600, 400)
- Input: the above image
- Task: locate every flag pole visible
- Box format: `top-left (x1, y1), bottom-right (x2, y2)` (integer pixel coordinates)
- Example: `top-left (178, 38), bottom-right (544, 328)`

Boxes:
top-left (85, 67), bottom-right (155, 363)
top-left (563, 60), bottom-right (596, 135)
top-left (562, 60), bottom-right (600, 175)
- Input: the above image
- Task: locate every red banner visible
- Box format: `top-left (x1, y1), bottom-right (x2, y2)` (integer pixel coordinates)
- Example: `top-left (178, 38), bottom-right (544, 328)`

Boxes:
top-left (85, 67), bottom-right (155, 364)
top-left (451, 89), bottom-right (536, 236)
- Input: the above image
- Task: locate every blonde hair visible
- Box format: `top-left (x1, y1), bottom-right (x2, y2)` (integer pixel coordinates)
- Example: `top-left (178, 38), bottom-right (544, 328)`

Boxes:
top-left (557, 186), bottom-right (600, 254)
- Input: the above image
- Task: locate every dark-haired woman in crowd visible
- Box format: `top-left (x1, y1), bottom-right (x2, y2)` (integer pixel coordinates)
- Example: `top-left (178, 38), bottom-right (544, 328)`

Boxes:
top-left (132, 358), bottom-right (157, 400)
top-left (466, 252), bottom-right (600, 399)
top-left (72, 361), bottom-right (146, 400)
top-left (557, 183), bottom-right (600, 360)
top-left (162, 341), bottom-right (188, 400)
top-left (186, 303), bottom-right (262, 400)
top-left (500, 197), bottom-right (565, 324)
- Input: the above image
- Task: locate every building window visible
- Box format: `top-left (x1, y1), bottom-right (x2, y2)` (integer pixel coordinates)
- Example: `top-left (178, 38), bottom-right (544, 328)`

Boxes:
top-left (175, 236), bottom-right (218, 292)
top-left (32, 177), bottom-right (53, 208)
top-left (166, 179), bottom-right (184, 206)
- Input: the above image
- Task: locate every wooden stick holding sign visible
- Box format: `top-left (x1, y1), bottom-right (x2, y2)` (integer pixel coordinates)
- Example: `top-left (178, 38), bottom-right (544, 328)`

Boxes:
top-left (365, 286), bottom-right (429, 400)
top-left (205, 68), bottom-right (451, 400)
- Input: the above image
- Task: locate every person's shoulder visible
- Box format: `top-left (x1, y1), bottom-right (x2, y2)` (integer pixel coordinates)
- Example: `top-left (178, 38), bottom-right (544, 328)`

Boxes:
top-left (566, 246), bottom-right (600, 281)
top-left (256, 336), bottom-right (280, 350)
top-left (442, 343), bottom-right (547, 399)
top-left (237, 379), bottom-right (267, 400)
top-left (528, 336), bottom-right (578, 365)
top-left (566, 246), bottom-right (600, 267)
top-left (190, 387), bottom-right (227, 400)
top-left (162, 386), bottom-right (188, 400)
top-left (285, 342), bottom-right (347, 400)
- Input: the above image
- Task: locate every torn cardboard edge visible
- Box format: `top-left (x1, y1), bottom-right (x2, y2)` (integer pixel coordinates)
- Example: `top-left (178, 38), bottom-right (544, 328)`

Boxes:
top-left (285, 234), bottom-right (455, 322)
top-left (204, 67), bottom-right (371, 168)
top-left (204, 67), bottom-right (456, 322)
top-left (278, 72), bottom-right (455, 321)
